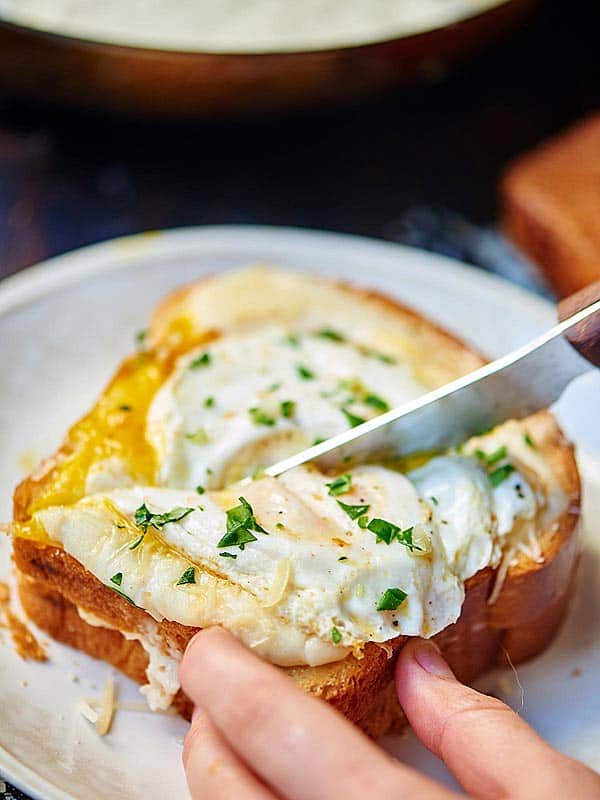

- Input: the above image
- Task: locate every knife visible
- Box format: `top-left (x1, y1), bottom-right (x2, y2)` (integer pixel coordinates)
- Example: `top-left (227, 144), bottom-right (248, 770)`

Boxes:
top-left (263, 280), bottom-right (600, 477)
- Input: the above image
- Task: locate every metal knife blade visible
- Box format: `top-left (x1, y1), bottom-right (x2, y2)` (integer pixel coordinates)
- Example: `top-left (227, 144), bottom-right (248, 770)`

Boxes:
top-left (264, 298), bottom-right (600, 478)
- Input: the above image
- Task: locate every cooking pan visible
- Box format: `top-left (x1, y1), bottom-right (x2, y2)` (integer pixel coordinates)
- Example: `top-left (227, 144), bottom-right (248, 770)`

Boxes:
top-left (0, 0), bottom-right (540, 119)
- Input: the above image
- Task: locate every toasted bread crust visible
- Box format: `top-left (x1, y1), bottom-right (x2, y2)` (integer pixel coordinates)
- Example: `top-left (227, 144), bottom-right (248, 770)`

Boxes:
top-left (11, 268), bottom-right (580, 735)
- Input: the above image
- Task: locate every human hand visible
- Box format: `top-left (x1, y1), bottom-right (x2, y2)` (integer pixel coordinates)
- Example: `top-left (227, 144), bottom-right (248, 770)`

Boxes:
top-left (179, 628), bottom-right (600, 799)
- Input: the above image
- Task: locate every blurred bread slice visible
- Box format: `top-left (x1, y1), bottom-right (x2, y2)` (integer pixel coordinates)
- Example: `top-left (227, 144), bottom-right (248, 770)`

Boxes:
top-left (501, 113), bottom-right (600, 296)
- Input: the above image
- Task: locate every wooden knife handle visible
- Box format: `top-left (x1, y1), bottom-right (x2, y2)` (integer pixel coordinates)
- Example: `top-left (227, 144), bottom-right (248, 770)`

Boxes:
top-left (557, 278), bottom-right (600, 367)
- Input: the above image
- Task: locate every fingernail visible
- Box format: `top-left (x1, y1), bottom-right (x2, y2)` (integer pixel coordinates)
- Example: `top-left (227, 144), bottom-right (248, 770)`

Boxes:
top-left (413, 640), bottom-right (455, 679)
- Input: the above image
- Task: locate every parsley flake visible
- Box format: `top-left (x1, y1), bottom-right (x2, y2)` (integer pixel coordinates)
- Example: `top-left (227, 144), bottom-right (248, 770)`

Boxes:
top-left (337, 500), bottom-right (370, 521)
top-left (185, 427), bottom-right (210, 445)
top-left (219, 552), bottom-right (237, 559)
top-left (489, 464), bottom-right (516, 487)
top-left (196, 485), bottom-right (205, 495)
top-left (325, 473), bottom-right (352, 497)
top-left (297, 364), bottom-right (315, 380)
top-left (476, 445), bottom-right (507, 466)
top-left (280, 400), bottom-right (296, 419)
top-left (524, 432), bottom-right (536, 449)
top-left (249, 407), bottom-right (276, 426)
top-left (190, 352), bottom-right (211, 369)
top-left (204, 396), bottom-right (215, 408)
top-left (110, 572), bottom-right (123, 586)
top-left (342, 408), bottom-right (366, 428)
top-left (285, 334), bottom-right (300, 348)
top-left (364, 394), bottom-right (390, 412)
top-left (133, 504), bottom-right (194, 551)
top-left (331, 626), bottom-right (342, 644)
top-left (176, 567), bottom-right (196, 586)
top-left (217, 497), bottom-right (267, 550)
top-left (377, 587), bottom-right (407, 612)
top-left (367, 519), bottom-right (422, 551)
top-left (317, 328), bottom-right (345, 342)
top-left (107, 585), bottom-right (137, 606)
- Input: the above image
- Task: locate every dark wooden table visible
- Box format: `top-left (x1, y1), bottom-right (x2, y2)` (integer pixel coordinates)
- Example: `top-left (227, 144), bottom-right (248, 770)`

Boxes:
top-left (0, 0), bottom-right (597, 287)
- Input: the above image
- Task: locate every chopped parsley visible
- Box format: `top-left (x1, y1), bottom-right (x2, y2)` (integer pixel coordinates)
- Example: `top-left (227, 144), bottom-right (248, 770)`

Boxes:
top-left (331, 626), bottom-right (342, 644)
top-left (285, 334), bottom-right (300, 348)
top-left (376, 587), bottom-right (407, 612)
top-left (280, 400), bottom-right (296, 418)
top-left (342, 408), bottom-right (366, 428)
top-left (185, 427), bottom-right (210, 445)
top-left (219, 552), bottom-right (237, 559)
top-left (312, 438), bottom-right (326, 446)
top-left (489, 464), bottom-right (516, 487)
top-left (476, 445), bottom-right (507, 466)
top-left (132, 504), bottom-right (194, 550)
top-left (317, 328), bottom-right (345, 342)
top-left (364, 394), bottom-right (390, 412)
top-left (204, 396), bottom-right (215, 408)
top-left (358, 514), bottom-right (369, 528)
top-left (325, 473), bottom-right (352, 497)
top-left (297, 364), bottom-right (315, 380)
top-left (524, 432), bottom-right (536, 449)
top-left (217, 497), bottom-right (267, 550)
top-left (337, 556), bottom-right (348, 561)
top-left (361, 347), bottom-right (396, 364)
top-left (110, 572), bottom-right (123, 586)
top-left (267, 382), bottom-right (281, 393)
top-left (129, 533), bottom-right (145, 550)
top-left (430, 496), bottom-right (439, 506)
top-left (189, 352), bottom-right (211, 369)
top-left (119, 404), bottom-right (132, 412)
top-left (337, 500), bottom-right (370, 520)
top-left (276, 522), bottom-right (285, 530)
top-left (217, 527), bottom-right (258, 550)
top-left (367, 519), bottom-right (421, 551)
top-left (107, 585), bottom-right (137, 606)
top-left (196, 485), bottom-right (205, 495)
top-left (249, 407), bottom-right (276, 426)
top-left (135, 329), bottom-right (147, 347)
top-left (176, 567), bottom-right (196, 586)
top-left (252, 465), bottom-right (266, 480)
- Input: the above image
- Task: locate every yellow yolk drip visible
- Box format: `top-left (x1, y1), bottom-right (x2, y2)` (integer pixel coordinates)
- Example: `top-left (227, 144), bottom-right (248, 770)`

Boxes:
top-left (19, 320), bottom-right (214, 522)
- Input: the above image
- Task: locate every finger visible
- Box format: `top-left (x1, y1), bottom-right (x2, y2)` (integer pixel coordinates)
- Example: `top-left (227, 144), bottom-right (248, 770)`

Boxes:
top-left (395, 639), bottom-right (600, 800)
top-left (180, 627), bottom-right (459, 800)
top-left (183, 706), bottom-right (277, 800)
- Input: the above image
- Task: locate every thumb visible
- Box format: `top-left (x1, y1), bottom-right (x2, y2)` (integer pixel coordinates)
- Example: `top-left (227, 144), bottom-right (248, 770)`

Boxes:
top-left (395, 639), bottom-right (600, 800)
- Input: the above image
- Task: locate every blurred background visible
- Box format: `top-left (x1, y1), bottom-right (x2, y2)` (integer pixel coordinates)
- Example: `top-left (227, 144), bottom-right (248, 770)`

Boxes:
top-left (0, 0), bottom-right (596, 294)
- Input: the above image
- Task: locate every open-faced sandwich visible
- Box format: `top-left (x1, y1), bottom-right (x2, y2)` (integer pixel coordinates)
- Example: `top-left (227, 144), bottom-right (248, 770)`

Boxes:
top-left (10, 266), bottom-right (580, 737)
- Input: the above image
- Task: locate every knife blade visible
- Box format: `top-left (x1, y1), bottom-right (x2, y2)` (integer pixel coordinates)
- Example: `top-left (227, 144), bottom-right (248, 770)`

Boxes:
top-left (263, 296), bottom-right (600, 478)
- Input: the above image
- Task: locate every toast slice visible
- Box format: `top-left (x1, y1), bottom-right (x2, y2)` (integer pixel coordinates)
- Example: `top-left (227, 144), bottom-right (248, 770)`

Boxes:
top-left (500, 113), bottom-right (600, 297)
top-left (10, 267), bottom-right (580, 737)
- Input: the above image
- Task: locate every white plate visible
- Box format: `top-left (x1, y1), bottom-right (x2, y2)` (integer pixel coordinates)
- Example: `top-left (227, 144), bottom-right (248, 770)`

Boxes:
top-left (1, 225), bottom-right (599, 799)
